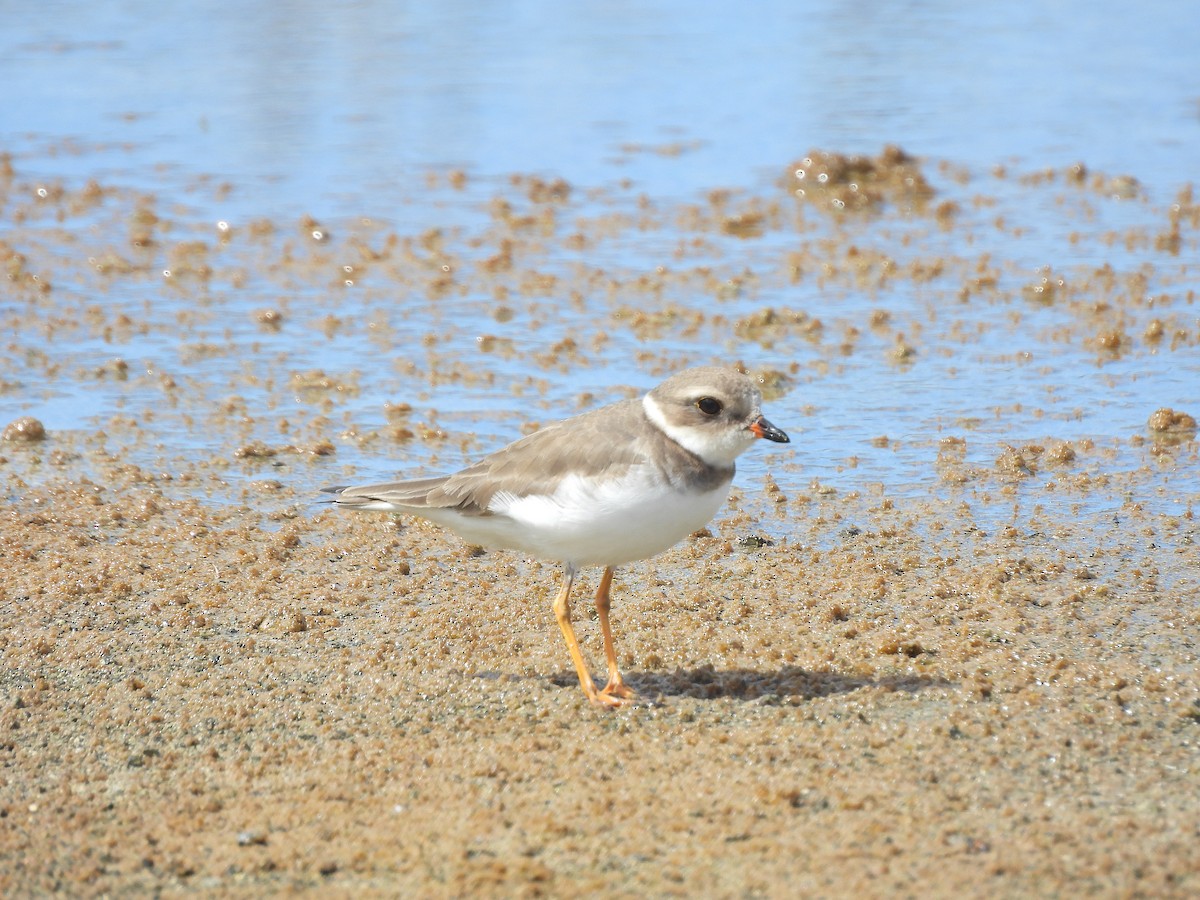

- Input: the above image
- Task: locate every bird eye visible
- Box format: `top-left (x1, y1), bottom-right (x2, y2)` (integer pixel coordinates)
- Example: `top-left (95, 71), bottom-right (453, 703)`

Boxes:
top-left (696, 396), bottom-right (723, 416)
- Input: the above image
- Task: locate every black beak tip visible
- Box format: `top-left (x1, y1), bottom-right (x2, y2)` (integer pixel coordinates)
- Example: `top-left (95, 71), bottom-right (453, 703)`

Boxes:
top-left (751, 416), bottom-right (790, 444)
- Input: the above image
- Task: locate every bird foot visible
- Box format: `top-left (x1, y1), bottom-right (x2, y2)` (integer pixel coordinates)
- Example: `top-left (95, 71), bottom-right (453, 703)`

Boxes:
top-left (589, 679), bottom-right (637, 708)
top-left (603, 678), bottom-right (636, 699)
top-left (589, 689), bottom-right (634, 709)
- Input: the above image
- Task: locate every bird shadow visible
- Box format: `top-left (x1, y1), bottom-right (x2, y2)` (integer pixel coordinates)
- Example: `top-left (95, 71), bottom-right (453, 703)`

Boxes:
top-left (548, 664), bottom-right (955, 704)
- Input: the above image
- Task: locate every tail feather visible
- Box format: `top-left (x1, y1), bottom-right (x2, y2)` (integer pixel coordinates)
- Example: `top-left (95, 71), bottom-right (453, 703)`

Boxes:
top-left (320, 476), bottom-right (452, 512)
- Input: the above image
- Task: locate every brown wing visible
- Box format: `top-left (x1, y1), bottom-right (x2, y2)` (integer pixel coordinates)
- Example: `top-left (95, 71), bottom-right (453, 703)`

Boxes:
top-left (428, 399), bottom-right (651, 514)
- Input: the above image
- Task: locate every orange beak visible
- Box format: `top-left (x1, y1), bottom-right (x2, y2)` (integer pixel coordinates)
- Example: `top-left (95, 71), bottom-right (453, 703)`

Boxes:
top-left (749, 414), bottom-right (789, 443)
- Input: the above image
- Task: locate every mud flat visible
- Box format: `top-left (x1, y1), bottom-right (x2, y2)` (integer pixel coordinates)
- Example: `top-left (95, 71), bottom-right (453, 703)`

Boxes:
top-left (2, 148), bottom-right (1198, 895)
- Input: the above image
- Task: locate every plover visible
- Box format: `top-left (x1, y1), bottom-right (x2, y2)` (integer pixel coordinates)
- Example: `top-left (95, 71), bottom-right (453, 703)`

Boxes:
top-left (322, 366), bottom-right (789, 707)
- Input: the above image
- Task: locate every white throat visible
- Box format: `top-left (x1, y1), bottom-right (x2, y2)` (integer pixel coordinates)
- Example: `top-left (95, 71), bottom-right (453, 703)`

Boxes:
top-left (642, 394), bottom-right (751, 468)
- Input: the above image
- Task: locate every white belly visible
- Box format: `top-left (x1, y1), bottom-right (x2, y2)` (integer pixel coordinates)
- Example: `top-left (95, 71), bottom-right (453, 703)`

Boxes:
top-left (418, 465), bottom-right (731, 568)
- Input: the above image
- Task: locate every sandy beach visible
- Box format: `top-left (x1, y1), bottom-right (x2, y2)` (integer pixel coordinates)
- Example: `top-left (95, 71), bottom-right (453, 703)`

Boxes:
top-left (3, 140), bottom-right (1199, 896)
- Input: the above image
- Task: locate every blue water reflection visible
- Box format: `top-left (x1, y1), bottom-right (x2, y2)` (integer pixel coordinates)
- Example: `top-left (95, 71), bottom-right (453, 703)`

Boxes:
top-left (4, 1), bottom-right (1196, 210)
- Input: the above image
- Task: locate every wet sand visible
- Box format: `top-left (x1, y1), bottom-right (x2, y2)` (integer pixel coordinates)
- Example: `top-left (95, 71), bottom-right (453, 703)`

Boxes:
top-left (2, 149), bottom-right (1198, 896)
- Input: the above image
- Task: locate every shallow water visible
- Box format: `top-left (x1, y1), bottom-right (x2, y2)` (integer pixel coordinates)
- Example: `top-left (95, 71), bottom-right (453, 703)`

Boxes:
top-left (2, 0), bottom-right (1197, 527)
top-left (6, 1), bottom-right (1197, 203)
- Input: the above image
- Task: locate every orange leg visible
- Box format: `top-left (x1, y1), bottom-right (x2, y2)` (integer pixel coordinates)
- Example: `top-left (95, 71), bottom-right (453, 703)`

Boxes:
top-left (595, 566), bottom-right (636, 702)
top-left (552, 565), bottom-right (628, 708)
